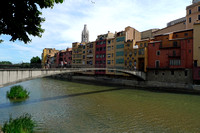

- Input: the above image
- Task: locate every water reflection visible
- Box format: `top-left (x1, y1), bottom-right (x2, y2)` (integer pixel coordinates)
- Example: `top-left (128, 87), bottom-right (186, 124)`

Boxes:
top-left (0, 78), bottom-right (200, 133)
top-left (0, 87), bottom-right (124, 109)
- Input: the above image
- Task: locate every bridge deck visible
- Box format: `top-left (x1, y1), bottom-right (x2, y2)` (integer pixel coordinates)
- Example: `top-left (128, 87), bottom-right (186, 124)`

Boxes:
top-left (0, 68), bottom-right (146, 88)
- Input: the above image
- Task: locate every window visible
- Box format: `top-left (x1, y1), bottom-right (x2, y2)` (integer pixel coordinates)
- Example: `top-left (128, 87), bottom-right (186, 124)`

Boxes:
top-left (139, 49), bottom-right (144, 55)
top-left (116, 51), bottom-right (124, 56)
top-left (170, 60), bottom-right (181, 66)
top-left (129, 52), bottom-right (132, 57)
top-left (96, 54), bottom-right (99, 58)
top-left (107, 60), bottom-right (111, 64)
top-left (107, 46), bottom-right (111, 51)
top-left (134, 50), bottom-right (137, 56)
top-left (112, 53), bottom-right (114, 57)
top-left (116, 37), bottom-right (125, 42)
top-left (129, 61), bottom-right (132, 66)
top-left (156, 50), bottom-right (160, 56)
top-left (173, 41), bottom-right (178, 47)
top-left (171, 70), bottom-right (174, 75)
top-left (189, 17), bottom-right (191, 23)
top-left (173, 50), bottom-right (176, 56)
top-left (199, 15), bottom-right (200, 20)
top-left (189, 9), bottom-right (191, 14)
top-left (194, 60), bottom-right (198, 67)
top-left (107, 54), bottom-right (111, 58)
top-left (116, 58), bottom-right (124, 64)
top-left (189, 49), bottom-right (191, 53)
top-left (108, 40), bottom-right (111, 44)
top-left (116, 44), bottom-right (124, 49)
top-left (155, 60), bottom-right (160, 68)
top-left (185, 70), bottom-right (188, 76)
top-left (140, 43), bottom-right (143, 47)
top-left (184, 33), bottom-right (188, 36)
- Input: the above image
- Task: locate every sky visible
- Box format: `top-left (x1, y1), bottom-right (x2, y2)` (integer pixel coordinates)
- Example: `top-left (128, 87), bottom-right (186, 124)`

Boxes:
top-left (0, 0), bottom-right (191, 63)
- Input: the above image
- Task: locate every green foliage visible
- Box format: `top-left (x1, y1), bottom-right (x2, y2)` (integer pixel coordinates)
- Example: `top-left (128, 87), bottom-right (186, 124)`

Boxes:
top-left (0, 0), bottom-right (63, 44)
top-left (2, 113), bottom-right (35, 133)
top-left (20, 63), bottom-right (31, 68)
top-left (7, 85), bottom-right (30, 100)
top-left (0, 61), bottom-right (12, 65)
top-left (30, 56), bottom-right (41, 68)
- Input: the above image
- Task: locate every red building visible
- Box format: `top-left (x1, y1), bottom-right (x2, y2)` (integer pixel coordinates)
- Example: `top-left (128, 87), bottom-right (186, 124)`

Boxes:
top-left (56, 48), bottom-right (72, 68)
top-left (147, 29), bottom-right (194, 83)
top-left (95, 37), bottom-right (106, 74)
top-left (148, 29), bottom-right (193, 69)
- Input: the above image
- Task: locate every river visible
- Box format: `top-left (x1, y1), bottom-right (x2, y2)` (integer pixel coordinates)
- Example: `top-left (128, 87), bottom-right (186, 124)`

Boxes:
top-left (0, 78), bottom-right (200, 133)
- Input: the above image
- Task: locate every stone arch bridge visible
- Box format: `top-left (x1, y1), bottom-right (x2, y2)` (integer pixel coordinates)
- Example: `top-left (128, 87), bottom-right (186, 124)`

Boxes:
top-left (0, 68), bottom-right (146, 88)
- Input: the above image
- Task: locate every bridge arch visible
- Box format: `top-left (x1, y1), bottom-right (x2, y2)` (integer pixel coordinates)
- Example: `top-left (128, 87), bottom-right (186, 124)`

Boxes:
top-left (0, 68), bottom-right (146, 88)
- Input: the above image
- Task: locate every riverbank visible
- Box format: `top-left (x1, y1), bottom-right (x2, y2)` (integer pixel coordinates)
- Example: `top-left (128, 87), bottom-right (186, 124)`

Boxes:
top-left (50, 73), bottom-right (200, 94)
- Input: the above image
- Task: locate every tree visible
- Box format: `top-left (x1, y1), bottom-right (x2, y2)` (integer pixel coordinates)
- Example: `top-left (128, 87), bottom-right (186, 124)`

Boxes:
top-left (0, 61), bottom-right (12, 65)
top-left (0, 0), bottom-right (63, 44)
top-left (30, 56), bottom-right (41, 68)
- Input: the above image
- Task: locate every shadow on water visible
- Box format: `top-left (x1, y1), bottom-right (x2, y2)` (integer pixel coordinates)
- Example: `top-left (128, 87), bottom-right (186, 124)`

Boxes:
top-left (0, 87), bottom-right (125, 109)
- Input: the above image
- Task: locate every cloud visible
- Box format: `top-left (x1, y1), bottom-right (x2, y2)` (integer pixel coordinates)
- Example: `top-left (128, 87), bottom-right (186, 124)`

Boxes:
top-left (0, 0), bottom-right (191, 63)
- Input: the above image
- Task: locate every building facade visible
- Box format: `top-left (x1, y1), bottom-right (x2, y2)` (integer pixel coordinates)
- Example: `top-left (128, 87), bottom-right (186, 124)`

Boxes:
top-left (148, 29), bottom-right (193, 83)
top-left (95, 32), bottom-right (114, 75)
top-left (83, 41), bottom-right (96, 75)
top-left (106, 38), bottom-right (115, 75)
top-left (41, 48), bottom-right (59, 68)
top-left (186, 1), bottom-right (200, 29)
top-left (72, 42), bottom-right (85, 67)
top-left (56, 48), bottom-right (72, 68)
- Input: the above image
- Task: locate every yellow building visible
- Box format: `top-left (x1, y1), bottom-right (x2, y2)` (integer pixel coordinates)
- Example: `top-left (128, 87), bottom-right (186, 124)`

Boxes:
top-left (124, 40), bottom-right (136, 70)
top-left (83, 41), bottom-right (96, 75)
top-left (135, 39), bottom-right (150, 72)
top-left (72, 42), bottom-right (85, 67)
top-left (193, 22), bottom-right (200, 67)
top-left (41, 48), bottom-right (59, 68)
top-left (115, 26), bottom-right (141, 75)
top-left (186, 1), bottom-right (200, 29)
top-left (106, 38), bottom-right (115, 75)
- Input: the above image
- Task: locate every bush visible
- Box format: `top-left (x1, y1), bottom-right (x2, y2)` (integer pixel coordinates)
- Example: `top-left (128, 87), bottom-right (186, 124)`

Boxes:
top-left (7, 85), bottom-right (30, 100)
top-left (2, 113), bottom-right (35, 133)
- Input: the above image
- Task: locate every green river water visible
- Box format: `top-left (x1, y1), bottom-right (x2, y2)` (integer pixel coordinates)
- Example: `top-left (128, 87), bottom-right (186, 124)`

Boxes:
top-left (0, 78), bottom-right (200, 133)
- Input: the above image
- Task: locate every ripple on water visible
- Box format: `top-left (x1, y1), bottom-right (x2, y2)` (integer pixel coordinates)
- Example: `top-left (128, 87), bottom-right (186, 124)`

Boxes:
top-left (1, 78), bottom-right (200, 132)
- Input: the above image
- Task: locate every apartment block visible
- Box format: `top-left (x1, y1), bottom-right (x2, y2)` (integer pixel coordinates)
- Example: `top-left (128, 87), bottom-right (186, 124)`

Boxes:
top-left (95, 31), bottom-right (114, 75)
top-left (186, 0), bottom-right (200, 29)
top-left (106, 37), bottom-right (115, 75)
top-left (148, 29), bottom-right (193, 83)
top-left (72, 42), bottom-right (85, 67)
top-left (41, 48), bottom-right (59, 68)
top-left (56, 48), bottom-right (72, 68)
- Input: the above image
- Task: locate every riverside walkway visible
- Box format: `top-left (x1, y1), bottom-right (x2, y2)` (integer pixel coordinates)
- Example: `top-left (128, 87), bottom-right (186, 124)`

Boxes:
top-left (0, 68), bottom-right (146, 88)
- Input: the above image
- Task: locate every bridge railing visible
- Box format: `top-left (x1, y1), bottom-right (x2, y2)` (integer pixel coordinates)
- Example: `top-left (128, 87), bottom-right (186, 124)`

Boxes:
top-left (0, 64), bottom-right (145, 74)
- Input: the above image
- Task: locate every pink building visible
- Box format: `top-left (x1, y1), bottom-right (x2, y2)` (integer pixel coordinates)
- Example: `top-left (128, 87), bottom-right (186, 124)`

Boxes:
top-left (56, 48), bottom-right (72, 68)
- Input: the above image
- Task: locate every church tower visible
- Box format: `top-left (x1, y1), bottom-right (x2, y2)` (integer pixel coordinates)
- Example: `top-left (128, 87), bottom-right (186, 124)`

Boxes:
top-left (81, 24), bottom-right (89, 43)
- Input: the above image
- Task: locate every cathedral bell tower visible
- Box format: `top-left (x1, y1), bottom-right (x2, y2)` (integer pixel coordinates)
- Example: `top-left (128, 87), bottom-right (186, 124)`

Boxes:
top-left (81, 24), bottom-right (89, 43)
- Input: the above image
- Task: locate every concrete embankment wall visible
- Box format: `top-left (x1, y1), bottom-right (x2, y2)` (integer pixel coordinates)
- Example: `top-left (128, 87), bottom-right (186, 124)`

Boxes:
top-left (51, 74), bottom-right (200, 93)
